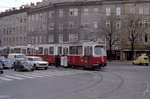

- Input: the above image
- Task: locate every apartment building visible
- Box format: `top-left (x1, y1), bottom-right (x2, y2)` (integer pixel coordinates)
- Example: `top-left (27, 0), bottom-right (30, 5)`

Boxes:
top-left (0, 7), bottom-right (29, 47)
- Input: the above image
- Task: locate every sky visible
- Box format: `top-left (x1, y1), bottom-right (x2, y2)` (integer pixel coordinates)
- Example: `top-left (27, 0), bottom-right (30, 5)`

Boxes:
top-left (0, 0), bottom-right (42, 12)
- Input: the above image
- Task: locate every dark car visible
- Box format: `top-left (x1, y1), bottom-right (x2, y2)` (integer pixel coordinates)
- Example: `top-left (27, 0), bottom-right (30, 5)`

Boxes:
top-left (0, 61), bottom-right (3, 74)
top-left (14, 60), bottom-right (34, 72)
top-left (1, 58), bottom-right (13, 69)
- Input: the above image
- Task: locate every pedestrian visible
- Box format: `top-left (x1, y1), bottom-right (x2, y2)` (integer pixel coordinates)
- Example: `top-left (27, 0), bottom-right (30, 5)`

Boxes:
top-left (55, 54), bottom-right (60, 67)
top-left (61, 54), bottom-right (65, 68)
top-left (63, 55), bottom-right (68, 68)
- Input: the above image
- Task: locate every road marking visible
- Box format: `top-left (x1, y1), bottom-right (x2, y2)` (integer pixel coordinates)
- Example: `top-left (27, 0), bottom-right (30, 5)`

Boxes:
top-left (0, 77), bottom-right (13, 81)
top-left (14, 74), bottom-right (35, 79)
top-left (0, 95), bottom-right (10, 98)
top-left (23, 74), bottom-right (44, 77)
top-left (5, 75), bottom-right (24, 80)
top-left (31, 73), bottom-right (53, 77)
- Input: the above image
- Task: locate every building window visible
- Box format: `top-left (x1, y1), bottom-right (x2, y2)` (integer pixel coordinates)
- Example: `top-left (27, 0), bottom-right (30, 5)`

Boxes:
top-left (139, 6), bottom-right (143, 14)
top-left (106, 21), bottom-right (110, 28)
top-left (59, 34), bottom-right (63, 43)
top-left (94, 22), bottom-right (98, 29)
top-left (106, 8), bottom-right (110, 16)
top-left (94, 8), bottom-right (98, 15)
top-left (144, 6), bottom-right (149, 14)
top-left (49, 11), bottom-right (54, 18)
top-left (144, 34), bottom-right (148, 42)
top-left (59, 23), bottom-right (63, 30)
top-left (39, 36), bottom-right (42, 43)
top-left (69, 34), bottom-right (78, 42)
top-left (130, 6), bottom-right (135, 14)
top-left (48, 23), bottom-right (54, 30)
top-left (74, 34), bottom-right (78, 42)
top-left (74, 9), bottom-right (78, 16)
top-left (48, 35), bottom-right (54, 43)
top-left (138, 34), bottom-right (142, 42)
top-left (35, 36), bottom-right (38, 43)
top-left (116, 7), bottom-right (121, 15)
top-left (116, 20), bottom-right (121, 28)
top-left (69, 8), bottom-right (78, 16)
top-left (139, 20), bottom-right (143, 28)
top-left (84, 8), bottom-right (89, 16)
top-left (31, 37), bottom-right (34, 44)
top-left (59, 9), bottom-right (63, 17)
top-left (144, 20), bottom-right (148, 28)
top-left (69, 22), bottom-right (74, 29)
top-left (69, 9), bottom-right (74, 16)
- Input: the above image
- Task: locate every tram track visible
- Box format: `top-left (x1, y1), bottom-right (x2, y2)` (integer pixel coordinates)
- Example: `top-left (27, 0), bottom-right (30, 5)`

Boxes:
top-left (54, 71), bottom-right (103, 99)
top-left (97, 71), bottom-right (125, 99)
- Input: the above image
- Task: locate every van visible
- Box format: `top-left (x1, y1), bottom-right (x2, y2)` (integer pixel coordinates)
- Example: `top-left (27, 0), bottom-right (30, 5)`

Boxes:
top-left (8, 53), bottom-right (26, 63)
top-left (132, 54), bottom-right (149, 66)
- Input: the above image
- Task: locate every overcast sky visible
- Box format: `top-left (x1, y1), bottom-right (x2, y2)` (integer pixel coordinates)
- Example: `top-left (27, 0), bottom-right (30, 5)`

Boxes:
top-left (0, 0), bottom-right (42, 12)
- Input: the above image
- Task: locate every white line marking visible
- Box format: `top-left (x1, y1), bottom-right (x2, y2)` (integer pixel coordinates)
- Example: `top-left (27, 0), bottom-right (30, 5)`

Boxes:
top-left (0, 95), bottom-right (10, 98)
top-left (14, 74), bottom-right (35, 79)
top-left (0, 77), bottom-right (13, 81)
top-left (23, 74), bottom-right (44, 77)
top-left (31, 73), bottom-right (53, 77)
top-left (5, 75), bottom-right (24, 80)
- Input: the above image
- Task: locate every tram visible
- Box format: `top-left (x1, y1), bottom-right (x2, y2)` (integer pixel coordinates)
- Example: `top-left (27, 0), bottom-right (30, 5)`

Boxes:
top-left (0, 41), bottom-right (107, 69)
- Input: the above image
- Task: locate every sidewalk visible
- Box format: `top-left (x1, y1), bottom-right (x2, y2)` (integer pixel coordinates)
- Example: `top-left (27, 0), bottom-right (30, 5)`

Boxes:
top-left (107, 60), bottom-right (132, 65)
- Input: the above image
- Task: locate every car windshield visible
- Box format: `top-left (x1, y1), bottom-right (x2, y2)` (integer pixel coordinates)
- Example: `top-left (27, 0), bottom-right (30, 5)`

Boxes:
top-left (32, 58), bottom-right (42, 61)
top-left (2, 59), bottom-right (11, 63)
top-left (21, 60), bottom-right (31, 64)
top-left (16, 55), bottom-right (26, 58)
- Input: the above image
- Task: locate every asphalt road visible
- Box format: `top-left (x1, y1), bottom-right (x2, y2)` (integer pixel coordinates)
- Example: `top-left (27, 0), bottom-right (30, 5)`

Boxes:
top-left (0, 64), bottom-right (150, 99)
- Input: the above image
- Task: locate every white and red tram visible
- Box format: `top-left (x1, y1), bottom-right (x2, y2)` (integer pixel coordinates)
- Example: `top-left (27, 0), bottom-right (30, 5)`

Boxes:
top-left (0, 42), bottom-right (107, 69)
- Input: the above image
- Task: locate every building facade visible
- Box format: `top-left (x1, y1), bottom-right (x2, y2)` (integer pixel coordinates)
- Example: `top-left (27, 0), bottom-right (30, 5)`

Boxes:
top-left (0, 7), bottom-right (29, 47)
top-left (1, 0), bottom-right (150, 60)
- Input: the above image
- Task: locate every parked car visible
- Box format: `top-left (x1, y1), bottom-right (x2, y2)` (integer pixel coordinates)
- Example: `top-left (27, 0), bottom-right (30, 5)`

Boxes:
top-left (27, 56), bottom-right (48, 70)
top-left (0, 61), bottom-right (3, 74)
top-left (13, 59), bottom-right (34, 71)
top-left (8, 53), bottom-right (26, 63)
top-left (132, 54), bottom-right (149, 66)
top-left (1, 58), bottom-right (13, 69)
top-left (0, 56), bottom-right (5, 61)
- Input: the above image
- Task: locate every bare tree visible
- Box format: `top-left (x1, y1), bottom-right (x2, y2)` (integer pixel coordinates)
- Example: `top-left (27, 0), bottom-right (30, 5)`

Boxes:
top-left (101, 14), bottom-right (120, 61)
top-left (123, 14), bottom-right (149, 60)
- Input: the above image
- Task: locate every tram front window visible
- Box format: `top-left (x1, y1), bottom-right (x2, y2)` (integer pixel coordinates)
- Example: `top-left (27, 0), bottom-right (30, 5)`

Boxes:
top-left (94, 46), bottom-right (106, 55)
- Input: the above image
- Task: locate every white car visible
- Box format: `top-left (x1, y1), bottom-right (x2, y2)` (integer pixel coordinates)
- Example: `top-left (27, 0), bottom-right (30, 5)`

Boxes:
top-left (27, 56), bottom-right (48, 70)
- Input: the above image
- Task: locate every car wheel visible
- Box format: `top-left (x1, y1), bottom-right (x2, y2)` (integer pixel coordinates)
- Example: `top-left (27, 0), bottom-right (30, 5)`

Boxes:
top-left (45, 67), bottom-right (48, 70)
top-left (31, 69), bottom-right (34, 72)
top-left (146, 63), bottom-right (149, 66)
top-left (132, 62), bottom-right (135, 65)
top-left (14, 67), bottom-right (17, 71)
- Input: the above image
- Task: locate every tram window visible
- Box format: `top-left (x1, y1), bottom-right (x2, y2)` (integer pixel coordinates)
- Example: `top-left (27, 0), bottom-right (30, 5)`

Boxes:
top-left (76, 46), bottom-right (83, 55)
top-left (4, 49), bottom-right (9, 54)
top-left (49, 47), bottom-right (54, 55)
top-left (27, 48), bottom-right (33, 54)
top-left (39, 47), bottom-right (43, 54)
top-left (58, 47), bottom-right (62, 54)
top-left (63, 48), bottom-right (68, 55)
top-left (69, 46), bottom-right (76, 55)
top-left (14, 48), bottom-right (21, 53)
top-left (10, 49), bottom-right (14, 53)
top-left (22, 49), bottom-right (26, 54)
top-left (44, 48), bottom-right (48, 55)
top-left (84, 46), bottom-right (92, 56)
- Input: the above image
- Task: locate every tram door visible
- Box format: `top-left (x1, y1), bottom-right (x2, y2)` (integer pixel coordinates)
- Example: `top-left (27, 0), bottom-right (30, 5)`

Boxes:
top-left (84, 46), bottom-right (93, 67)
top-left (63, 47), bottom-right (68, 55)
